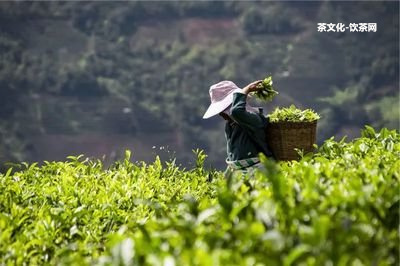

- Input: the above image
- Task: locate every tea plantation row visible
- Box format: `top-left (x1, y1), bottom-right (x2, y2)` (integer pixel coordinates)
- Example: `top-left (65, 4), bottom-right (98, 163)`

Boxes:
top-left (0, 126), bottom-right (399, 265)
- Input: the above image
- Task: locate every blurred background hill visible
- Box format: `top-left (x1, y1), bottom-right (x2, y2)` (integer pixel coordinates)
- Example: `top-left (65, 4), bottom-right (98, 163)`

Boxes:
top-left (0, 1), bottom-right (398, 170)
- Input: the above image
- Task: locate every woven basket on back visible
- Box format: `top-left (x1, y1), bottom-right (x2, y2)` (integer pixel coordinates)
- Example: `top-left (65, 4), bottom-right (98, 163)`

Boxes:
top-left (266, 121), bottom-right (317, 161)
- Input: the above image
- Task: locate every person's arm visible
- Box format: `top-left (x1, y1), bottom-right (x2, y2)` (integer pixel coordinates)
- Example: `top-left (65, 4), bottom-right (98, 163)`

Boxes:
top-left (241, 80), bottom-right (263, 95)
top-left (230, 80), bottom-right (264, 130)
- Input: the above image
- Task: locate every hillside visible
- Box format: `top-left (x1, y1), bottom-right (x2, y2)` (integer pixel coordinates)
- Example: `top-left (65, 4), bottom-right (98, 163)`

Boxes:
top-left (0, 1), bottom-right (398, 169)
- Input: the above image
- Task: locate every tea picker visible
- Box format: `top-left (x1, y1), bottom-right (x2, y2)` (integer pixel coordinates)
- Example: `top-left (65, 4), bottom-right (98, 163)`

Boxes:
top-left (202, 76), bottom-right (320, 177)
top-left (202, 79), bottom-right (275, 178)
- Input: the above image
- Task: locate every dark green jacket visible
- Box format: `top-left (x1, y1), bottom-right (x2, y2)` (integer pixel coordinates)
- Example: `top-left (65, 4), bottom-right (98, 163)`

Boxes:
top-left (225, 92), bottom-right (273, 161)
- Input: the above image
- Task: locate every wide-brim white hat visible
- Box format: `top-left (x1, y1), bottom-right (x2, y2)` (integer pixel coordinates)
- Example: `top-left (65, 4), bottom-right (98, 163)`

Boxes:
top-left (203, 81), bottom-right (243, 119)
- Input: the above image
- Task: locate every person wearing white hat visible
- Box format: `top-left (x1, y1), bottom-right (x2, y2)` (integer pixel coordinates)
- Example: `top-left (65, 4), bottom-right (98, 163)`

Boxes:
top-left (203, 80), bottom-right (273, 177)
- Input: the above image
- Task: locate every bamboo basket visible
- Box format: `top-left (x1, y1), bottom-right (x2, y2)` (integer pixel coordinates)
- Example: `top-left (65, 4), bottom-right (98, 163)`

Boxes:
top-left (266, 121), bottom-right (317, 161)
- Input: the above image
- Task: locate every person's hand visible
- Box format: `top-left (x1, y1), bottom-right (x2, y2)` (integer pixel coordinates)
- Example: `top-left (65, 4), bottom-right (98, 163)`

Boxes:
top-left (242, 80), bottom-right (263, 95)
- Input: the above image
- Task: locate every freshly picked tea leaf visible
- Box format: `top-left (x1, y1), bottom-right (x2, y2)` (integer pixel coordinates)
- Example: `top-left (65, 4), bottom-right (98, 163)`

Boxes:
top-left (269, 104), bottom-right (320, 122)
top-left (253, 76), bottom-right (279, 101)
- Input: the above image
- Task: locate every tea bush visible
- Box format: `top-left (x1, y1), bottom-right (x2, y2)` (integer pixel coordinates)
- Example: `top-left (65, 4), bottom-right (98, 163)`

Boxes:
top-left (0, 126), bottom-right (399, 265)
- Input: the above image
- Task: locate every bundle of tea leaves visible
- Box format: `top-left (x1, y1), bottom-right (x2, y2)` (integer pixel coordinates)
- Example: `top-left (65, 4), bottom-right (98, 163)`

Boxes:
top-left (253, 76), bottom-right (278, 101)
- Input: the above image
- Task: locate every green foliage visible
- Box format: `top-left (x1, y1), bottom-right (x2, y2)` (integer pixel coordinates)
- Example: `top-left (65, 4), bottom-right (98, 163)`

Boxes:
top-left (0, 127), bottom-right (399, 265)
top-left (0, 151), bottom-right (221, 265)
top-left (365, 95), bottom-right (400, 130)
top-left (253, 75), bottom-right (278, 102)
top-left (319, 85), bottom-right (359, 107)
top-left (269, 105), bottom-right (321, 122)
